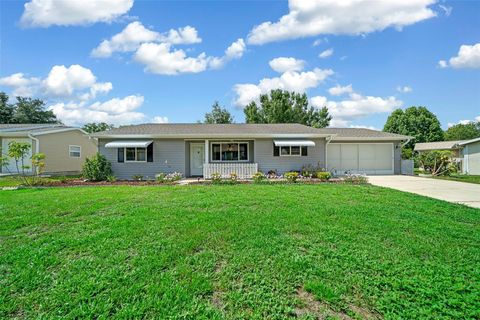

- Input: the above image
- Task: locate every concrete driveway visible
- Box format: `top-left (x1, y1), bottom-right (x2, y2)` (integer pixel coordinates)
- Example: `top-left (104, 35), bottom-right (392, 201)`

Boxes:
top-left (368, 175), bottom-right (480, 209)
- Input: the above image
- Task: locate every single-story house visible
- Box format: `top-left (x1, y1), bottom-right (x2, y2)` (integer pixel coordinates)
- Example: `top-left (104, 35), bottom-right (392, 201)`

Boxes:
top-left (414, 138), bottom-right (480, 174)
top-left (0, 124), bottom-right (97, 175)
top-left (92, 123), bottom-right (411, 180)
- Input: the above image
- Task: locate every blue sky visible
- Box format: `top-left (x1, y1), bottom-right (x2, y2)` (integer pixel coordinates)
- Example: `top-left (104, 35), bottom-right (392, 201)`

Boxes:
top-left (0, 0), bottom-right (479, 129)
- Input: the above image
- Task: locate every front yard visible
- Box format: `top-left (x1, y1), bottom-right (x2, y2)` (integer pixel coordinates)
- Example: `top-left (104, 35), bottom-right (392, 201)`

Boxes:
top-left (1, 184), bottom-right (478, 319)
top-left (432, 174), bottom-right (480, 185)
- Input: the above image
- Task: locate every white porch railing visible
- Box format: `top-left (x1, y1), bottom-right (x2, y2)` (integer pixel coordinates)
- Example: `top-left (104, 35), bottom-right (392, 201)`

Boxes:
top-left (203, 163), bottom-right (258, 179)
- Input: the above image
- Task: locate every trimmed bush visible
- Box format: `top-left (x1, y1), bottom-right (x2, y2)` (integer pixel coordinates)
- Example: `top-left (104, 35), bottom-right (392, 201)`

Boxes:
top-left (343, 174), bottom-right (368, 184)
top-left (316, 171), bottom-right (331, 181)
top-left (252, 172), bottom-right (266, 183)
top-left (284, 171), bottom-right (299, 183)
top-left (82, 153), bottom-right (112, 181)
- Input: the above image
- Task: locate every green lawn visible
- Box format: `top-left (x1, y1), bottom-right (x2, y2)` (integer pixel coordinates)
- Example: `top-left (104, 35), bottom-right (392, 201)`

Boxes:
top-left (0, 175), bottom-right (81, 187)
top-left (1, 185), bottom-right (478, 319)
top-left (433, 174), bottom-right (480, 185)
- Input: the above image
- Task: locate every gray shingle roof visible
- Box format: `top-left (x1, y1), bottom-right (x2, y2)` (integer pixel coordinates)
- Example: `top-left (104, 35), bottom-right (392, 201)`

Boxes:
top-left (414, 140), bottom-right (466, 151)
top-left (0, 124), bottom-right (74, 134)
top-left (92, 123), bottom-right (411, 140)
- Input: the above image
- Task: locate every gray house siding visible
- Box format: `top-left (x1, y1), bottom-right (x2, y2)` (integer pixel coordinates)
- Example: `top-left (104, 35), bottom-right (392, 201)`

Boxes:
top-left (255, 138), bottom-right (326, 174)
top-left (99, 139), bottom-right (185, 180)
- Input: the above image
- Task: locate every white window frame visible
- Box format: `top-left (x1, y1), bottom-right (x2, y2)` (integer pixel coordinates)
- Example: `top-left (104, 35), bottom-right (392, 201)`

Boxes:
top-left (210, 141), bottom-right (250, 162)
top-left (124, 147), bottom-right (147, 163)
top-left (279, 145), bottom-right (302, 157)
top-left (69, 145), bottom-right (81, 158)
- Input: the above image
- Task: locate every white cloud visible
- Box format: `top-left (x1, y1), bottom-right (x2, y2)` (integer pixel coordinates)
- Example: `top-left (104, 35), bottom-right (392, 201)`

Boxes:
top-left (134, 42), bottom-right (209, 75)
top-left (152, 116), bottom-right (169, 123)
top-left (233, 62), bottom-right (334, 107)
top-left (319, 48), bottom-right (334, 59)
top-left (134, 38), bottom-right (246, 75)
top-left (90, 95), bottom-right (144, 114)
top-left (439, 43), bottom-right (480, 69)
top-left (328, 84), bottom-right (353, 96)
top-left (396, 85), bottom-right (412, 93)
top-left (312, 37), bottom-right (328, 46)
top-left (311, 86), bottom-right (403, 127)
top-left (349, 124), bottom-right (379, 130)
top-left (448, 118), bottom-right (480, 127)
top-left (21, 0), bottom-right (133, 27)
top-left (247, 0), bottom-right (437, 45)
top-left (0, 65), bottom-right (112, 100)
top-left (91, 22), bottom-right (202, 58)
top-left (0, 73), bottom-right (40, 96)
top-left (49, 100), bottom-right (147, 126)
top-left (439, 4), bottom-right (452, 16)
top-left (268, 57), bottom-right (305, 73)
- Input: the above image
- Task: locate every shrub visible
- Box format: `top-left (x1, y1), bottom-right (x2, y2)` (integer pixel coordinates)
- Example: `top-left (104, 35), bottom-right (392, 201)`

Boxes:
top-left (415, 150), bottom-right (457, 176)
top-left (229, 172), bottom-right (238, 184)
top-left (210, 172), bottom-right (222, 184)
top-left (284, 171), bottom-right (299, 183)
top-left (132, 175), bottom-right (144, 181)
top-left (155, 172), bottom-right (183, 183)
top-left (82, 153), bottom-right (112, 181)
top-left (316, 171), bottom-right (331, 181)
top-left (343, 174), bottom-right (368, 184)
top-left (252, 172), bottom-right (266, 183)
top-left (106, 175), bottom-right (117, 182)
top-left (266, 169), bottom-right (280, 179)
top-left (301, 162), bottom-right (324, 178)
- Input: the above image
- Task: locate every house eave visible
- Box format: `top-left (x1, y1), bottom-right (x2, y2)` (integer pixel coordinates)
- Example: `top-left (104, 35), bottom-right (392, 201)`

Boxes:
top-left (92, 133), bottom-right (335, 139)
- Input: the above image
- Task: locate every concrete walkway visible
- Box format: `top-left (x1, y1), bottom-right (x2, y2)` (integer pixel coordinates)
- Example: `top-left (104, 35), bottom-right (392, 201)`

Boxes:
top-left (368, 175), bottom-right (480, 209)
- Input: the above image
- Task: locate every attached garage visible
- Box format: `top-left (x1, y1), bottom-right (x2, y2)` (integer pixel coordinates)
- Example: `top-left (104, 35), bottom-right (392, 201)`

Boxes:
top-left (327, 143), bottom-right (394, 175)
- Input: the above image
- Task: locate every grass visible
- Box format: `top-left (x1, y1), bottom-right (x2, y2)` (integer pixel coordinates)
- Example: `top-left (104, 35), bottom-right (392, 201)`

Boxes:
top-left (1, 184), bottom-right (479, 319)
top-left (0, 175), bottom-right (81, 187)
top-left (432, 174), bottom-right (480, 185)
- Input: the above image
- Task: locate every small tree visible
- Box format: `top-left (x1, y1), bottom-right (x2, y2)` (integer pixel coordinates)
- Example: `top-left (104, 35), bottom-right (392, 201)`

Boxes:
top-left (82, 153), bottom-right (112, 181)
top-left (82, 122), bottom-right (115, 133)
top-left (7, 141), bottom-right (31, 177)
top-left (416, 150), bottom-right (457, 176)
top-left (204, 101), bottom-right (234, 124)
top-left (0, 141), bottom-right (46, 186)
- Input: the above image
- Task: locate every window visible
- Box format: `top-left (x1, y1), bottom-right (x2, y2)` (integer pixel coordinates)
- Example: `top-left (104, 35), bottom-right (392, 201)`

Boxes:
top-left (69, 145), bottom-right (81, 158)
top-left (125, 147), bottom-right (147, 162)
top-left (211, 142), bottom-right (249, 162)
top-left (276, 145), bottom-right (307, 157)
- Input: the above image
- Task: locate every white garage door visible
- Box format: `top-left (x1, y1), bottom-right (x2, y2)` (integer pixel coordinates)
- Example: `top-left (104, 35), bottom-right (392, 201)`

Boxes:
top-left (1, 138), bottom-right (33, 174)
top-left (327, 143), bottom-right (394, 175)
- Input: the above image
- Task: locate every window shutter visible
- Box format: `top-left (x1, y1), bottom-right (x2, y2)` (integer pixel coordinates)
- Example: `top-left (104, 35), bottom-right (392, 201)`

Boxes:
top-left (273, 145), bottom-right (280, 157)
top-left (147, 143), bottom-right (154, 162)
top-left (118, 148), bottom-right (124, 162)
top-left (301, 146), bottom-right (308, 156)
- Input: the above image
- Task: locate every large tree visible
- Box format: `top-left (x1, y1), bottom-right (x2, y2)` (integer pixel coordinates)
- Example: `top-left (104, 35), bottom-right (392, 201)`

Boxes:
top-left (204, 101), bottom-right (234, 124)
top-left (0, 92), bottom-right (58, 124)
top-left (0, 92), bottom-right (14, 123)
top-left (383, 106), bottom-right (444, 149)
top-left (243, 89), bottom-right (331, 128)
top-left (82, 122), bottom-right (115, 133)
top-left (444, 122), bottom-right (480, 141)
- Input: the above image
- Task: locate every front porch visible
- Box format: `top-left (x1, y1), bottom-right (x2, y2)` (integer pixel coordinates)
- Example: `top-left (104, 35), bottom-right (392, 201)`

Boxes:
top-left (188, 139), bottom-right (258, 178)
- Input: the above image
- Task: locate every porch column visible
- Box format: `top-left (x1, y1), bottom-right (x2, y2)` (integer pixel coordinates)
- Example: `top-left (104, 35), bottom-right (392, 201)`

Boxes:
top-left (204, 139), bottom-right (209, 164)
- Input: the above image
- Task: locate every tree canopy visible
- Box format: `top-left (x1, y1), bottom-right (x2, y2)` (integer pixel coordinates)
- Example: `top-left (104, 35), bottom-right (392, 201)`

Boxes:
top-left (243, 89), bottom-right (331, 128)
top-left (444, 122), bottom-right (480, 141)
top-left (383, 106), bottom-right (444, 149)
top-left (82, 122), bottom-right (115, 133)
top-left (203, 101), bottom-right (234, 124)
top-left (0, 92), bottom-right (58, 124)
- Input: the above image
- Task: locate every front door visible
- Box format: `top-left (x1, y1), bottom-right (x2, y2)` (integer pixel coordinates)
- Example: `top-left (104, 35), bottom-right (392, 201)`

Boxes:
top-left (190, 143), bottom-right (205, 176)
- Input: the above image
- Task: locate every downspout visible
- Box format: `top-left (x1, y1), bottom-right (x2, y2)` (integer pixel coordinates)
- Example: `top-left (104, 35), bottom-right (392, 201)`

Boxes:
top-left (325, 134), bottom-right (334, 171)
top-left (28, 134), bottom-right (40, 154)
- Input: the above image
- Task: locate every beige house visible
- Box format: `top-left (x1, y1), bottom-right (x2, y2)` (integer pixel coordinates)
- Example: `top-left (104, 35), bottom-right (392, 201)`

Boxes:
top-left (414, 138), bottom-right (480, 175)
top-left (0, 124), bottom-right (97, 175)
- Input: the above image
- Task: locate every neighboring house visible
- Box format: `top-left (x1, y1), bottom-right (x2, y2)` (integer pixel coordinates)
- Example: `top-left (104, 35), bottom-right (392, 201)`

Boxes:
top-left (0, 124), bottom-right (97, 175)
top-left (92, 123), bottom-right (411, 179)
top-left (414, 139), bottom-right (480, 174)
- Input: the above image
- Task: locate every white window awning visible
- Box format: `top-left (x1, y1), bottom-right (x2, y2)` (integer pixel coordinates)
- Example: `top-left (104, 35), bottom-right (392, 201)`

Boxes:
top-left (273, 140), bottom-right (315, 147)
top-left (105, 140), bottom-right (153, 148)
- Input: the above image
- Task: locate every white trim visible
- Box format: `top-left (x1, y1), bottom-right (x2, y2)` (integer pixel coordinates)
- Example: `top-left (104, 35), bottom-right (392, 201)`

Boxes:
top-left (274, 139), bottom-right (315, 147)
top-left (69, 145), bottom-right (81, 158)
top-left (459, 137), bottom-right (480, 146)
top-left (105, 140), bottom-right (153, 148)
top-left (327, 142), bottom-right (394, 175)
top-left (28, 134), bottom-right (40, 154)
top-left (31, 128), bottom-right (89, 136)
top-left (210, 141), bottom-right (250, 162)
top-left (331, 137), bottom-right (409, 141)
top-left (124, 147), bottom-right (147, 163)
top-left (92, 133), bottom-right (334, 139)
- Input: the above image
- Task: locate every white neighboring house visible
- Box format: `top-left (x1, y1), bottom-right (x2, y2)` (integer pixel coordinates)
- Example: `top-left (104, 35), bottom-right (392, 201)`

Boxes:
top-left (0, 124), bottom-right (97, 175)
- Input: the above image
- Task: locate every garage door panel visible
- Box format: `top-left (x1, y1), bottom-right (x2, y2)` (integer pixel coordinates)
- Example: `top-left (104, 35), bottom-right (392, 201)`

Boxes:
top-left (374, 144), bottom-right (393, 171)
top-left (341, 144), bottom-right (358, 171)
top-left (326, 144), bottom-right (341, 171)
